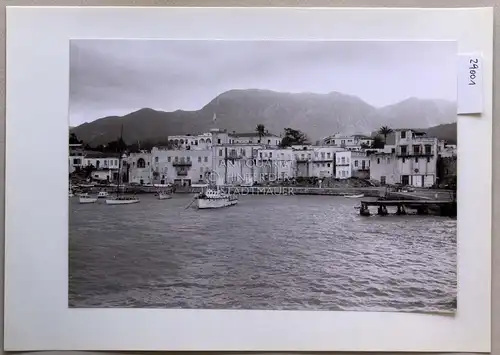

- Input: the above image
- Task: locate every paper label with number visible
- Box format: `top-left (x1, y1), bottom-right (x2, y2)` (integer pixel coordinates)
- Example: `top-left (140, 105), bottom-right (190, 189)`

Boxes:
top-left (457, 54), bottom-right (483, 114)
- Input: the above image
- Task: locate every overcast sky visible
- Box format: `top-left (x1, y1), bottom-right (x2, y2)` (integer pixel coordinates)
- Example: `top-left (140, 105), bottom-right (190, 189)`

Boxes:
top-left (69, 40), bottom-right (457, 126)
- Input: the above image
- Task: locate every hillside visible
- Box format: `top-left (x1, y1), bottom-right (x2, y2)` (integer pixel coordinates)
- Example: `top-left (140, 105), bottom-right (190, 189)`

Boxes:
top-left (70, 89), bottom-right (457, 146)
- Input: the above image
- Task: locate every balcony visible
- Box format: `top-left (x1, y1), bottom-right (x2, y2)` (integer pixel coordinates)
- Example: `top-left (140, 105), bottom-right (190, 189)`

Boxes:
top-left (172, 160), bottom-right (192, 166)
top-left (296, 158), bottom-right (310, 163)
top-left (397, 151), bottom-right (434, 157)
top-left (314, 158), bottom-right (334, 163)
top-left (177, 170), bottom-right (188, 176)
top-left (227, 153), bottom-right (244, 160)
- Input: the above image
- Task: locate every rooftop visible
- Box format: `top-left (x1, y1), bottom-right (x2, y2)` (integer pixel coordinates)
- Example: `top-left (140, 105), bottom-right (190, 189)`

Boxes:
top-left (228, 132), bottom-right (279, 138)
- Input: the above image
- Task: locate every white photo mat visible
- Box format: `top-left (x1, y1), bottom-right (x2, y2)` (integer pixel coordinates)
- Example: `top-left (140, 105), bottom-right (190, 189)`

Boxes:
top-left (4, 6), bottom-right (493, 352)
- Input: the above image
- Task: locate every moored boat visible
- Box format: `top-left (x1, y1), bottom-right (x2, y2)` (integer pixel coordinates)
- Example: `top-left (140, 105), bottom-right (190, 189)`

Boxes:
top-left (157, 192), bottom-right (172, 200)
top-left (97, 191), bottom-right (109, 198)
top-left (344, 194), bottom-right (364, 199)
top-left (104, 125), bottom-right (140, 206)
top-left (79, 193), bottom-right (98, 204)
top-left (197, 188), bottom-right (238, 209)
top-left (105, 196), bottom-right (140, 205)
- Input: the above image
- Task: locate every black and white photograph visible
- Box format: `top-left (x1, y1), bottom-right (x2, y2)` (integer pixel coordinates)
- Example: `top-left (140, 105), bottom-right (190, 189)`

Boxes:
top-left (68, 40), bottom-right (458, 313)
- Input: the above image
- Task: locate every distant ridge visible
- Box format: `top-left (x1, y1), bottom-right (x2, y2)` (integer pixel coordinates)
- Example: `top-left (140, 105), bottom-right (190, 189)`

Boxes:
top-left (70, 89), bottom-right (457, 146)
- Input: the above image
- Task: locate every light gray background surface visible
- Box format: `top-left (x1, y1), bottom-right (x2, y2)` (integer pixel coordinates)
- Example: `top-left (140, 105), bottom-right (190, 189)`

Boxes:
top-left (0, 1), bottom-right (497, 355)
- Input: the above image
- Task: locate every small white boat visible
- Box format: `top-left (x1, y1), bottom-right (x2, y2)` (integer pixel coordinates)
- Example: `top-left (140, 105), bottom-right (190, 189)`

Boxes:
top-left (105, 196), bottom-right (140, 205)
top-left (97, 191), bottom-right (109, 198)
top-left (344, 194), bottom-right (364, 199)
top-left (197, 188), bottom-right (238, 209)
top-left (157, 192), bottom-right (172, 200)
top-left (79, 194), bottom-right (98, 204)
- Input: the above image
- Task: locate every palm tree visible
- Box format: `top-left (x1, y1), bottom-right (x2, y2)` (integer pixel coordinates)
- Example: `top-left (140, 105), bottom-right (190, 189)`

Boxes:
top-left (378, 126), bottom-right (394, 143)
top-left (256, 124), bottom-right (266, 142)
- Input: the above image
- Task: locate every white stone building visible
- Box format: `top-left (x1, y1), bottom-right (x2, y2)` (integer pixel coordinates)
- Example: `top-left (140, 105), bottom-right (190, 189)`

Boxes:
top-left (167, 132), bottom-right (213, 150)
top-left (256, 148), bottom-right (296, 182)
top-left (68, 143), bottom-right (85, 173)
top-left (151, 147), bottom-right (212, 186)
top-left (335, 151), bottom-right (370, 179)
top-left (369, 129), bottom-right (440, 187)
top-left (127, 152), bottom-right (153, 185)
top-left (291, 146), bottom-right (341, 178)
top-left (322, 133), bottom-right (374, 151)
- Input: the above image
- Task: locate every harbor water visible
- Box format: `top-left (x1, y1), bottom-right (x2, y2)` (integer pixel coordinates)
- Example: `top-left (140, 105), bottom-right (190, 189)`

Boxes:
top-left (69, 194), bottom-right (457, 312)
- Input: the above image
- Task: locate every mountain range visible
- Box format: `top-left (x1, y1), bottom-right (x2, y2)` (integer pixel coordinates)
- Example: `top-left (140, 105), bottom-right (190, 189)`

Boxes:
top-left (70, 89), bottom-right (458, 146)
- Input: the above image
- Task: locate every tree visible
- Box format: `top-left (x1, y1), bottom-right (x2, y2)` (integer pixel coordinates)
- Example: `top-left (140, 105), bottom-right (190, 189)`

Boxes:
top-left (84, 164), bottom-right (95, 179)
top-left (104, 137), bottom-right (127, 153)
top-left (279, 128), bottom-right (309, 147)
top-left (378, 126), bottom-right (394, 143)
top-left (256, 124), bottom-right (266, 142)
top-left (69, 132), bottom-right (82, 144)
top-left (371, 135), bottom-right (385, 149)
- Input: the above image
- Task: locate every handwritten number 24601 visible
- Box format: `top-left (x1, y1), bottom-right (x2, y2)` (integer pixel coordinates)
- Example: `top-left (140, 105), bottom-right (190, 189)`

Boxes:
top-left (469, 59), bottom-right (479, 85)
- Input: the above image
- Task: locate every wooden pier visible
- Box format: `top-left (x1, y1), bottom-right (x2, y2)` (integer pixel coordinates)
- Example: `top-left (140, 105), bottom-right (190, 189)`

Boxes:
top-left (359, 199), bottom-right (457, 217)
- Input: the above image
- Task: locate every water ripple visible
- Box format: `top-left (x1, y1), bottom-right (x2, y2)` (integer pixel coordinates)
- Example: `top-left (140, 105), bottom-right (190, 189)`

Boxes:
top-left (69, 194), bottom-right (457, 313)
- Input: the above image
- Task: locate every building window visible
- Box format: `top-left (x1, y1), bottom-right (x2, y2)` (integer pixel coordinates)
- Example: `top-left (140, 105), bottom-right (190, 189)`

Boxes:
top-left (413, 145), bottom-right (420, 154)
top-left (260, 153), bottom-right (263, 158)
top-left (219, 149), bottom-right (223, 157)
top-left (402, 158), bottom-right (406, 163)
top-left (174, 157), bottom-right (178, 162)
top-left (198, 157), bottom-right (202, 162)
top-left (377, 158), bottom-right (380, 164)
top-left (217, 139), bottom-right (221, 144)
top-left (415, 157), bottom-right (419, 163)
top-left (155, 157), bottom-right (159, 163)
top-left (427, 157), bottom-right (430, 163)
top-left (425, 145), bottom-right (432, 154)
top-left (269, 153), bottom-right (272, 158)
top-left (391, 148), bottom-right (396, 153)
top-left (268, 139), bottom-right (271, 144)
top-left (354, 160), bottom-right (358, 167)
top-left (187, 157), bottom-right (191, 162)
top-left (204, 157), bottom-right (208, 162)
top-left (327, 163), bottom-right (331, 167)
top-left (400, 145), bottom-right (407, 155)
top-left (341, 157), bottom-right (346, 164)
top-left (401, 131), bottom-right (407, 139)
top-left (168, 157), bottom-right (171, 162)
top-left (327, 152), bottom-right (331, 159)
top-left (137, 158), bottom-right (146, 168)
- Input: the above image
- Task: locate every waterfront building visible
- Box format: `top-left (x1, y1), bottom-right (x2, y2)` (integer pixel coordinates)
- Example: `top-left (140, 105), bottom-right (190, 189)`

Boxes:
top-left (256, 148), bottom-right (296, 182)
top-left (291, 145), bottom-right (341, 178)
top-left (228, 131), bottom-right (281, 146)
top-left (82, 151), bottom-right (122, 183)
top-left (151, 147), bottom-right (212, 186)
top-left (209, 128), bottom-right (283, 185)
top-left (335, 151), bottom-right (370, 179)
top-left (127, 151), bottom-right (153, 185)
top-left (167, 132), bottom-right (213, 150)
top-left (439, 143), bottom-right (457, 158)
top-left (68, 143), bottom-right (85, 174)
top-left (322, 133), bottom-right (374, 151)
top-left (369, 129), bottom-right (440, 187)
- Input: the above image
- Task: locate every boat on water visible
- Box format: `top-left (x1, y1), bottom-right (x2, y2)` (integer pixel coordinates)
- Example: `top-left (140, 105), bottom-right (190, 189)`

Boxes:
top-left (105, 125), bottom-right (140, 206)
top-left (78, 193), bottom-right (98, 204)
top-left (344, 194), bottom-right (364, 199)
top-left (105, 196), bottom-right (140, 205)
top-left (197, 187), bottom-right (238, 209)
top-left (157, 192), bottom-right (172, 200)
top-left (97, 191), bottom-right (109, 198)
